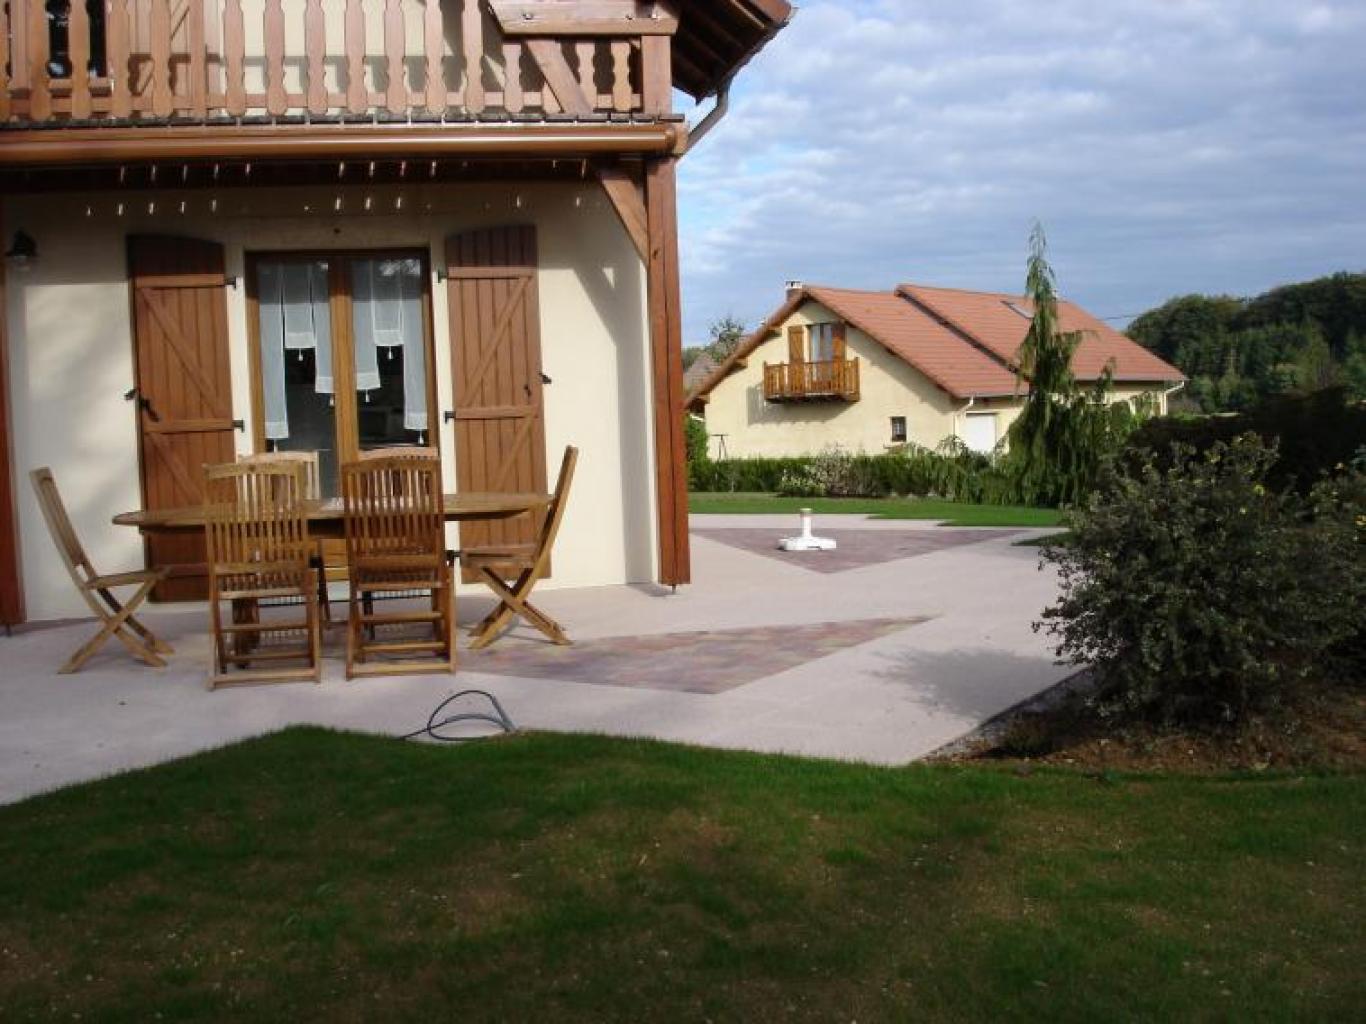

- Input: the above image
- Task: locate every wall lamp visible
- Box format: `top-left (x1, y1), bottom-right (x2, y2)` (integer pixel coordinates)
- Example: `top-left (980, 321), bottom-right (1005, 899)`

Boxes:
top-left (4, 231), bottom-right (37, 271)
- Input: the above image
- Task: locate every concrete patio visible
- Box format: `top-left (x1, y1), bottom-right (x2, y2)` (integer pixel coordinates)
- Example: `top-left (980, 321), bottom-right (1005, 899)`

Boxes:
top-left (0, 515), bottom-right (1071, 805)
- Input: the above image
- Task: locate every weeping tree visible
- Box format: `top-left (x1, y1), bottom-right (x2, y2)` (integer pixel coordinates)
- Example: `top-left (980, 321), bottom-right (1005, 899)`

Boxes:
top-left (1006, 224), bottom-right (1140, 506)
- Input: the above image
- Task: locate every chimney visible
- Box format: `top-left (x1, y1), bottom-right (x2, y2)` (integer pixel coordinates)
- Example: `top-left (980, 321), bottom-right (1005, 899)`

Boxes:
top-left (785, 279), bottom-right (804, 300)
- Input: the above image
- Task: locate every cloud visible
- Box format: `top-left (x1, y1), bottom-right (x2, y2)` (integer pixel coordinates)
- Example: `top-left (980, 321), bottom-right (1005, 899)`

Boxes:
top-left (676, 0), bottom-right (1366, 340)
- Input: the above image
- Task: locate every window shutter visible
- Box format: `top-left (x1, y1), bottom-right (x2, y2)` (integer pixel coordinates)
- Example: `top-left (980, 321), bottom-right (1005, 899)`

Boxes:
top-left (787, 324), bottom-right (805, 362)
top-left (445, 226), bottom-right (550, 580)
top-left (833, 322), bottom-right (847, 361)
top-left (128, 235), bottom-right (236, 601)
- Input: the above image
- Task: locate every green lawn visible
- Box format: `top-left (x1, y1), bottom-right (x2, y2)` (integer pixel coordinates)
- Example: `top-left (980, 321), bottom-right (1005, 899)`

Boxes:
top-left (1, 729), bottom-right (1361, 1021)
top-left (690, 491), bottom-right (1063, 527)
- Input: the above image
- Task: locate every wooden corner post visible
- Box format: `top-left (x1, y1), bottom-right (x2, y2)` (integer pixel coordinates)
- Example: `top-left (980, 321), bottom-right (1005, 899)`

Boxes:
top-left (0, 207), bottom-right (25, 627)
top-left (644, 155), bottom-right (690, 587)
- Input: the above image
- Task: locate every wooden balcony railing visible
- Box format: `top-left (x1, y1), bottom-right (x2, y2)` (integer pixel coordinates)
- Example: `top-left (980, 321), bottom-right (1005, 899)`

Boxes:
top-left (0, 0), bottom-right (665, 126)
top-left (763, 358), bottom-right (860, 403)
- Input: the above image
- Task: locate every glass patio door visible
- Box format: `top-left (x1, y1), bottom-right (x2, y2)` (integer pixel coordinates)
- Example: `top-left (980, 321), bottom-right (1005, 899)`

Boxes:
top-left (252, 252), bottom-right (434, 496)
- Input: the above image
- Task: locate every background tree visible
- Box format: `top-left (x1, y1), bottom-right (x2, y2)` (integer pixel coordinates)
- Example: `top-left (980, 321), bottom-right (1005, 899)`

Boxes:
top-left (1128, 272), bottom-right (1366, 411)
top-left (706, 316), bottom-right (747, 363)
top-left (1005, 224), bottom-right (1138, 506)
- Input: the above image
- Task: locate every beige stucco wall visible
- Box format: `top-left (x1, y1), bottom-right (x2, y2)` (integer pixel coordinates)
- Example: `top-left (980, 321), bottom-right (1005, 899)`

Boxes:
top-left (700, 300), bottom-right (1171, 459)
top-left (701, 301), bottom-right (963, 459)
top-left (4, 180), bottom-right (656, 621)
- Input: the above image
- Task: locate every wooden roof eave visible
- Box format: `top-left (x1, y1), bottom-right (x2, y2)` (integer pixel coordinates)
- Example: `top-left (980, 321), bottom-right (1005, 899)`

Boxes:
top-left (0, 122), bottom-right (681, 168)
top-left (676, 0), bottom-right (794, 100)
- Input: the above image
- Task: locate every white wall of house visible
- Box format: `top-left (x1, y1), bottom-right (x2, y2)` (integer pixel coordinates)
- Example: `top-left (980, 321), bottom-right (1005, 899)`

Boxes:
top-left (4, 181), bottom-right (657, 621)
top-left (700, 300), bottom-right (1172, 459)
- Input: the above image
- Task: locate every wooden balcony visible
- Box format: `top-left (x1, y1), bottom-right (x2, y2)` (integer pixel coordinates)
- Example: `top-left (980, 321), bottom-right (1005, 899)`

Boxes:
top-left (0, 0), bottom-right (686, 166)
top-left (763, 358), bottom-right (860, 403)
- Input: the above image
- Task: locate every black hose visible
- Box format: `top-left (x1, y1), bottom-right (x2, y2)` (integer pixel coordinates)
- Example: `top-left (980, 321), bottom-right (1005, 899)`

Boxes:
top-left (398, 689), bottom-right (517, 743)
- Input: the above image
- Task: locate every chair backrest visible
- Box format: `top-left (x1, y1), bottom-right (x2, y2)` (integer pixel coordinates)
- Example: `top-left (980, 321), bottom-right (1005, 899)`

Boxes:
top-left (533, 446), bottom-right (579, 570)
top-left (29, 466), bottom-right (97, 587)
top-left (203, 461), bottom-right (311, 577)
top-left (237, 450), bottom-right (321, 499)
top-left (340, 454), bottom-right (444, 567)
top-left (357, 446), bottom-right (440, 462)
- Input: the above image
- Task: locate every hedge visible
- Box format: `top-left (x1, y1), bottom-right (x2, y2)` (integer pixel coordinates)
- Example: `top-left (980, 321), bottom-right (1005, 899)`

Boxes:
top-left (1124, 386), bottom-right (1366, 492)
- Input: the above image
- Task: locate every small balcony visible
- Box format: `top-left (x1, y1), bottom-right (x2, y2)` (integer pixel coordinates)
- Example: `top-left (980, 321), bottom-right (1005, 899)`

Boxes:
top-left (763, 358), bottom-right (860, 403)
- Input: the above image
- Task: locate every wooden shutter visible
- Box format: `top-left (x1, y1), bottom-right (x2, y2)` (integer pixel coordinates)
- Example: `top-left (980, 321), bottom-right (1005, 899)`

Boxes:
top-left (832, 321), bottom-right (847, 361)
top-left (445, 226), bottom-right (549, 580)
top-left (128, 236), bottom-right (237, 601)
top-left (787, 324), bottom-right (805, 362)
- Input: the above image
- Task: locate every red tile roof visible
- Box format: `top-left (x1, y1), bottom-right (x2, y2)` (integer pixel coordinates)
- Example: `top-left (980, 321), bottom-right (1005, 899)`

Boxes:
top-left (686, 282), bottom-right (1183, 408)
top-left (898, 283), bottom-right (1183, 383)
top-left (683, 351), bottom-right (720, 393)
top-left (805, 286), bottom-right (1020, 398)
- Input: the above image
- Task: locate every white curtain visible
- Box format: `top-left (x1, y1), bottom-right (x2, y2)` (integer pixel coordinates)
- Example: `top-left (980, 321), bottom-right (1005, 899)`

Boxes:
top-left (256, 261), bottom-right (333, 440)
top-left (352, 259), bottom-right (426, 429)
top-left (309, 262), bottom-right (334, 395)
top-left (257, 263), bottom-right (289, 441)
top-left (351, 261), bottom-right (381, 393)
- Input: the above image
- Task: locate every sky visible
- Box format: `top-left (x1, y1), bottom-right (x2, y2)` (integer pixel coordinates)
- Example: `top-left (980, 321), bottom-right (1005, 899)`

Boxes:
top-left (674, 0), bottom-right (1366, 343)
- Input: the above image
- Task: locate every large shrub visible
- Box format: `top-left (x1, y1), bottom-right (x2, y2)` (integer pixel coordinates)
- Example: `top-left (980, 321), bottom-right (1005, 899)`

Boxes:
top-left (1038, 435), bottom-right (1365, 725)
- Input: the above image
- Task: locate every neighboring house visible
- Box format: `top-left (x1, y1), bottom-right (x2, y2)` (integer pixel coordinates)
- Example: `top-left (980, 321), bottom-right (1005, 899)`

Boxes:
top-left (683, 351), bottom-right (720, 395)
top-left (688, 281), bottom-right (1184, 458)
top-left (0, 0), bottom-right (792, 625)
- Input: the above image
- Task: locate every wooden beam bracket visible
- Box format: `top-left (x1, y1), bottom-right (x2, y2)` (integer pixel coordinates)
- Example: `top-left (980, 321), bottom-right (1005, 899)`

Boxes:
top-left (594, 163), bottom-right (649, 262)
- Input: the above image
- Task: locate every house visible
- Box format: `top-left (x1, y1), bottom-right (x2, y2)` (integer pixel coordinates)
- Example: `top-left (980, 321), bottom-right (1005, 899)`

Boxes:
top-left (683, 350), bottom-right (719, 393)
top-left (0, 0), bottom-right (793, 626)
top-left (687, 281), bottom-right (1184, 458)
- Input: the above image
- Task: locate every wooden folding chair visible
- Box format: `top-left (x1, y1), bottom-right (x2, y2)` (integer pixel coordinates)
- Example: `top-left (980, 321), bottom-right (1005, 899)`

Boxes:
top-left (29, 467), bottom-right (174, 673)
top-left (357, 446), bottom-right (440, 461)
top-left (237, 450), bottom-right (321, 497)
top-left (463, 446), bottom-right (578, 650)
top-left (204, 461), bottom-right (322, 689)
top-left (341, 452), bottom-right (455, 678)
top-left (237, 450), bottom-right (333, 621)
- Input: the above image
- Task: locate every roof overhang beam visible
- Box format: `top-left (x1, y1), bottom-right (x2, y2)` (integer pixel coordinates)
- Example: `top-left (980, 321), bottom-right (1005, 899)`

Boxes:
top-left (0, 123), bottom-right (679, 168)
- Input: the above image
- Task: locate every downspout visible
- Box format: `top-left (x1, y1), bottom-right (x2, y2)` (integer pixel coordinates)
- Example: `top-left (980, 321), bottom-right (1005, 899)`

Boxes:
top-left (684, 7), bottom-right (793, 155)
top-left (955, 397), bottom-right (976, 443)
top-left (683, 77), bottom-right (731, 154)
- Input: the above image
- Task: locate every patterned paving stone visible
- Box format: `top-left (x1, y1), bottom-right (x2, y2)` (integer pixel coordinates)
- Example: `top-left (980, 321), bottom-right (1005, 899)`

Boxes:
top-left (692, 528), bottom-right (1022, 573)
top-left (466, 617), bottom-right (930, 694)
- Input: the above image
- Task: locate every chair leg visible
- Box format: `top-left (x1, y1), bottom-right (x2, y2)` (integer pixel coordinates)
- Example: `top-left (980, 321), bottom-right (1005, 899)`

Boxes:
top-left (97, 586), bottom-right (174, 655)
top-left (345, 586), bottom-right (360, 680)
top-left (443, 577), bottom-right (457, 672)
top-left (207, 594), bottom-right (224, 689)
top-left (308, 571), bottom-right (323, 684)
top-left (469, 567), bottom-right (570, 650)
top-left (62, 579), bottom-right (166, 674)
